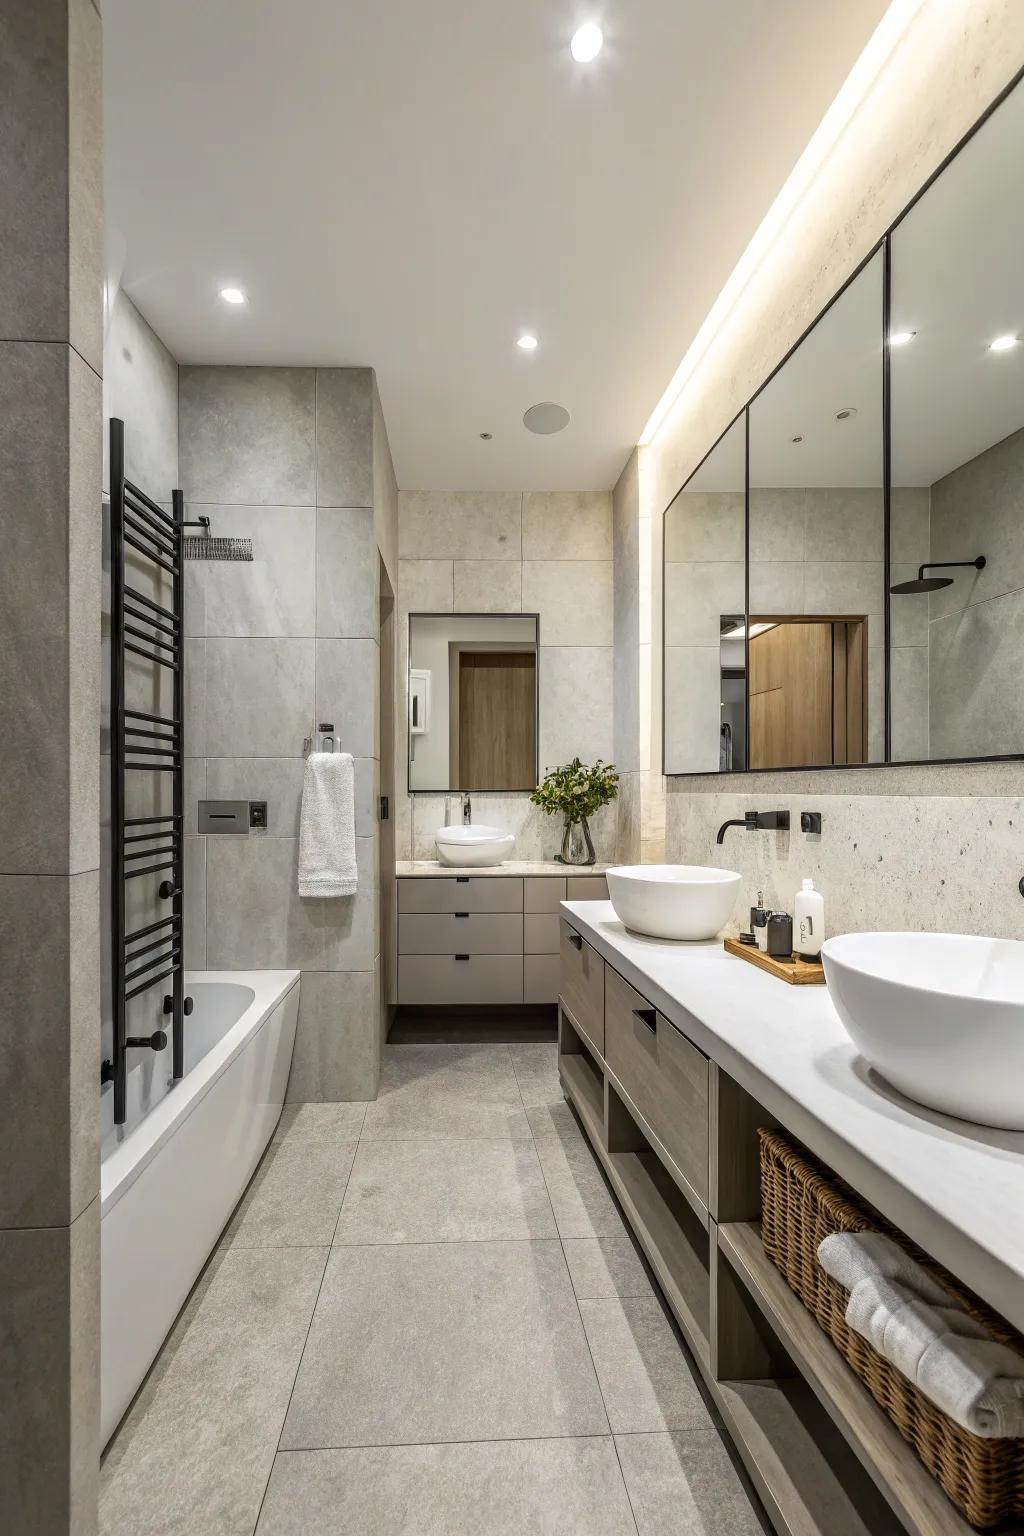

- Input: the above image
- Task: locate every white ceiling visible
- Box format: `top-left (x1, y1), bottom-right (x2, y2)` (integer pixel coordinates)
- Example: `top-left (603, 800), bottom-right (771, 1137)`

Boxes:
top-left (104, 0), bottom-right (888, 491)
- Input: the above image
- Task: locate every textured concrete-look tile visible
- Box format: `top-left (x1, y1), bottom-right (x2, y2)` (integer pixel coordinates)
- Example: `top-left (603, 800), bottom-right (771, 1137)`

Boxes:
top-left (286, 970), bottom-right (380, 1103)
top-left (538, 647), bottom-right (614, 772)
top-left (315, 368), bottom-right (374, 507)
top-left (180, 366), bottom-right (315, 505)
top-left (257, 1438), bottom-right (636, 1535)
top-left (314, 638), bottom-right (378, 759)
top-left (664, 561), bottom-right (744, 647)
top-left (523, 491), bottom-right (613, 561)
top-left (200, 505), bottom-right (316, 638)
top-left (206, 837), bottom-right (321, 969)
top-left (579, 1297), bottom-right (712, 1432)
top-left (184, 836), bottom-right (207, 966)
top-left (105, 292), bottom-right (179, 496)
top-left (361, 1043), bottom-right (531, 1141)
top-left (615, 1430), bottom-right (762, 1536)
top-left (316, 838), bottom-right (378, 970)
top-left (803, 489), bottom-right (883, 563)
top-left (454, 560), bottom-right (523, 612)
top-left (398, 558), bottom-right (454, 613)
top-left (205, 638), bottom-right (314, 757)
top-left (665, 490), bottom-right (745, 563)
top-left (100, 1247), bottom-right (327, 1536)
top-left (399, 490), bottom-right (522, 561)
top-left (508, 1041), bottom-right (562, 1108)
top-left (563, 1237), bottom-right (655, 1301)
top-left (663, 648), bottom-right (720, 776)
top-left (804, 560), bottom-right (884, 619)
top-left (533, 1124), bottom-right (628, 1240)
top-left (225, 1141), bottom-right (357, 1248)
top-left (524, 561), bottom-right (613, 646)
top-left (316, 506), bottom-right (378, 637)
top-left (281, 1240), bottom-right (608, 1447)
top-left (274, 1102), bottom-right (368, 1144)
top-left (335, 1139), bottom-right (555, 1244)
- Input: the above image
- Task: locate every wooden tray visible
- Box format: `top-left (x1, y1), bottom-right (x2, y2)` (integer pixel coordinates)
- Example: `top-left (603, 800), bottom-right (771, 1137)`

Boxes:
top-left (724, 936), bottom-right (825, 985)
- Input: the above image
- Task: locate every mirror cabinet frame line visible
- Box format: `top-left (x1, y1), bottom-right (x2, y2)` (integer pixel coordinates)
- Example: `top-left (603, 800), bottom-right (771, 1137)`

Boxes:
top-left (407, 610), bottom-right (542, 795)
top-left (661, 62), bottom-right (1024, 779)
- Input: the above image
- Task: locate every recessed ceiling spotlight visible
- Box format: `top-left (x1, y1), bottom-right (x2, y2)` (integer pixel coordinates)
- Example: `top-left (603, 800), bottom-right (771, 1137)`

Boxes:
top-left (790, 434), bottom-right (804, 444)
top-left (479, 432), bottom-right (493, 440)
top-left (517, 333), bottom-right (539, 351)
top-left (835, 407), bottom-right (858, 422)
top-left (219, 286), bottom-right (247, 305)
top-left (570, 22), bottom-right (604, 62)
top-left (989, 334), bottom-right (1019, 352)
top-left (889, 330), bottom-right (916, 346)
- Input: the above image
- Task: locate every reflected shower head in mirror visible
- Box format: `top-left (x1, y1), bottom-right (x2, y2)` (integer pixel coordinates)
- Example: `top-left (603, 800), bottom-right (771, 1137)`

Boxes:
top-left (890, 557), bottom-right (985, 595)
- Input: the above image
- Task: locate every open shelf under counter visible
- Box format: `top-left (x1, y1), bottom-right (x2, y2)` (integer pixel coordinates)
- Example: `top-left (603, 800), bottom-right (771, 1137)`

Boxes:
top-left (717, 1221), bottom-right (1021, 1536)
top-left (558, 1048), bottom-right (604, 1144)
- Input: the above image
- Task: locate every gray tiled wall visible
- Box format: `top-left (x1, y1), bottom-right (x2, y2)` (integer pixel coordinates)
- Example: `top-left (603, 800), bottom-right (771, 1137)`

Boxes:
top-left (395, 489), bottom-right (616, 865)
top-left (180, 366), bottom-right (395, 1100)
top-left (0, 1), bottom-right (103, 1529)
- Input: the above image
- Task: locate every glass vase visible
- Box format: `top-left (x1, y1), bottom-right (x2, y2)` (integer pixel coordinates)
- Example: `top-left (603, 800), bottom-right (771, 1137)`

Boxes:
top-left (560, 816), bottom-right (596, 866)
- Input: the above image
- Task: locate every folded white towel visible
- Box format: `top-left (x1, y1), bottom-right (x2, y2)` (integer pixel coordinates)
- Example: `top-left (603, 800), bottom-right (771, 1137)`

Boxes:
top-left (819, 1233), bottom-right (1024, 1438)
top-left (298, 752), bottom-right (357, 898)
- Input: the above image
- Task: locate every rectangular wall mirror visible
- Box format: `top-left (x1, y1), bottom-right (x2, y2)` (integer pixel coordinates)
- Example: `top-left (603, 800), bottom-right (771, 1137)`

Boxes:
top-left (889, 77), bottom-right (1024, 762)
top-left (408, 613), bottom-right (539, 792)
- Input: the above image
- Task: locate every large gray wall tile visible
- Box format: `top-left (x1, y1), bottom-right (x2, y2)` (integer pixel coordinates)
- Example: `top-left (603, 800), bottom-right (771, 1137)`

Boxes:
top-left (287, 971), bottom-right (379, 1102)
top-left (68, 346), bottom-right (102, 873)
top-left (314, 639), bottom-right (378, 760)
top-left (205, 639), bottom-right (314, 757)
top-left (538, 647), bottom-right (614, 771)
top-left (67, 0), bottom-right (103, 374)
top-left (930, 591), bottom-right (1024, 760)
top-left (206, 756), bottom-right (376, 840)
top-left (803, 489), bottom-right (883, 562)
top-left (200, 506), bottom-right (316, 638)
top-left (524, 561), bottom-right (613, 646)
top-left (184, 836), bottom-right (207, 967)
top-left (454, 560), bottom-right (522, 612)
top-left (104, 291), bottom-right (178, 496)
top-left (664, 561), bottom-right (744, 647)
top-left (372, 375), bottom-right (399, 586)
top-left (317, 837), bottom-right (378, 971)
top-left (665, 491), bottom-right (745, 563)
top-left (316, 368), bottom-right (373, 508)
top-left (180, 367), bottom-right (315, 505)
top-left (522, 491), bottom-right (613, 560)
top-left (206, 837), bottom-right (322, 969)
top-left (316, 506), bottom-right (378, 637)
top-left (398, 560), bottom-right (454, 613)
top-left (399, 491), bottom-right (522, 561)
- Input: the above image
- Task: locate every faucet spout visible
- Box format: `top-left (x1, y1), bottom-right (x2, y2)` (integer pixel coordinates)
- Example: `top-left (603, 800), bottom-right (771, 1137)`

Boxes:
top-left (716, 809), bottom-right (791, 844)
top-left (716, 818), bottom-right (748, 845)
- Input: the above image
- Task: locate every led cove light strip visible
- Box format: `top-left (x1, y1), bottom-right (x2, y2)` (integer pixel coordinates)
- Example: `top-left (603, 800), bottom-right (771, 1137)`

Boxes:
top-left (638, 0), bottom-right (927, 448)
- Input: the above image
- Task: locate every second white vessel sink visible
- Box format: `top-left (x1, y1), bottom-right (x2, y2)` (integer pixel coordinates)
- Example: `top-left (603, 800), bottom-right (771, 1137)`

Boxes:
top-left (823, 931), bottom-right (1024, 1129)
top-left (606, 864), bottom-right (741, 941)
top-left (434, 824), bottom-right (515, 867)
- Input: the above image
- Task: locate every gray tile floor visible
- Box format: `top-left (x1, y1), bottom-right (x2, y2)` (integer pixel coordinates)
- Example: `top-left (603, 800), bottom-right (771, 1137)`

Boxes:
top-left (100, 1041), bottom-right (765, 1535)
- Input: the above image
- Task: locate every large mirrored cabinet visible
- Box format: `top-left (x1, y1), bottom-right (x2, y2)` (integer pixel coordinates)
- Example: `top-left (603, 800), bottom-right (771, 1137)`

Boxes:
top-left (663, 69), bottom-right (1024, 775)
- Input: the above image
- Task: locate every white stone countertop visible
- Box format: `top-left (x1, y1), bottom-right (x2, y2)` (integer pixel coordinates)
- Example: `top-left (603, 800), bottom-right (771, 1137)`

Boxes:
top-left (396, 861), bottom-right (613, 878)
top-left (562, 900), bottom-right (1024, 1332)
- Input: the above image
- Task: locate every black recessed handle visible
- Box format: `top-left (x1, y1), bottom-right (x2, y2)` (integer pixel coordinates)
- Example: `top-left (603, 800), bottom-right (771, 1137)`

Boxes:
top-left (456, 876), bottom-right (470, 884)
top-left (454, 912), bottom-right (469, 918)
top-left (454, 954), bottom-right (470, 962)
top-left (567, 931), bottom-right (583, 950)
top-left (632, 1007), bottom-right (657, 1034)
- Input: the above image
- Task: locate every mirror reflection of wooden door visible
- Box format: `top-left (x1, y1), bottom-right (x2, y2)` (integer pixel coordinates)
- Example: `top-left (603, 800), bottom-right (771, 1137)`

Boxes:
top-left (748, 619), bottom-right (866, 769)
top-left (456, 652), bottom-right (536, 789)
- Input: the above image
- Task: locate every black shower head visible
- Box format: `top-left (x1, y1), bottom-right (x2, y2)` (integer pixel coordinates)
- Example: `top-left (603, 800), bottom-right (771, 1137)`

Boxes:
top-left (890, 556), bottom-right (985, 596)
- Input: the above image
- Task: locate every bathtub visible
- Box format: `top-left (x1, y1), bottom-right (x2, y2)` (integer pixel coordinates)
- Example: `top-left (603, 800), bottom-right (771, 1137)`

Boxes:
top-left (100, 969), bottom-right (300, 1445)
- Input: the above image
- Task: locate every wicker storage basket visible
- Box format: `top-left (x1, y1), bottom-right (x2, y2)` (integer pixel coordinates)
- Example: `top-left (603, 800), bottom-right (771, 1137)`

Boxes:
top-left (758, 1127), bottom-right (1024, 1529)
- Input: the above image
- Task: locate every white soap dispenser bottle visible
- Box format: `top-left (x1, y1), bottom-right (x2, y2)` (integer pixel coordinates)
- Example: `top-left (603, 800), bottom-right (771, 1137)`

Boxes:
top-left (795, 878), bottom-right (824, 961)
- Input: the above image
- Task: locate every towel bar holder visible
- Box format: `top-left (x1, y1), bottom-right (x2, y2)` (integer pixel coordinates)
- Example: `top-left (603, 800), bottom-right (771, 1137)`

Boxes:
top-left (304, 721), bottom-right (339, 755)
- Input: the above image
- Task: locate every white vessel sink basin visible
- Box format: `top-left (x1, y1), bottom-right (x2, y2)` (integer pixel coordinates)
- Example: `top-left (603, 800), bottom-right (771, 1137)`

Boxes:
top-left (606, 865), bottom-right (741, 942)
top-left (823, 932), bottom-right (1024, 1129)
top-left (434, 824), bottom-right (515, 867)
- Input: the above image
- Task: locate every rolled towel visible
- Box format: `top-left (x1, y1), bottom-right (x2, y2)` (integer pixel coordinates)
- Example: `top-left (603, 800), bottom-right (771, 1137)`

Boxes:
top-left (818, 1230), bottom-right (953, 1307)
top-left (298, 751), bottom-right (357, 898)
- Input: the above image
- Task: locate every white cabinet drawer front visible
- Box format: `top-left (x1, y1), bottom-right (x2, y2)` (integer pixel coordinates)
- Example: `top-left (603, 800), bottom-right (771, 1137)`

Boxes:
top-left (566, 875), bottom-right (609, 901)
top-left (398, 954), bottom-right (524, 1005)
top-left (524, 913), bottom-right (560, 954)
top-left (399, 913), bottom-right (524, 956)
top-left (398, 878), bottom-right (524, 914)
top-left (559, 919), bottom-right (605, 1057)
top-left (524, 876), bottom-right (567, 913)
top-left (524, 953), bottom-right (560, 1004)
top-left (605, 966), bottom-right (709, 1206)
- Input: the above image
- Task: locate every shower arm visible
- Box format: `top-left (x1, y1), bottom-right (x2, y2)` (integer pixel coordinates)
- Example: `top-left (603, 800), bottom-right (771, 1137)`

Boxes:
top-left (914, 557), bottom-right (986, 581)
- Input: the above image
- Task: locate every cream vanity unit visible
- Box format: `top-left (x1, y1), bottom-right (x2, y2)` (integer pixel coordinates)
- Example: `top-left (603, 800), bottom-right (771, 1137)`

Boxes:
top-left (558, 899), bottom-right (1024, 1536)
top-left (395, 864), bottom-right (608, 1006)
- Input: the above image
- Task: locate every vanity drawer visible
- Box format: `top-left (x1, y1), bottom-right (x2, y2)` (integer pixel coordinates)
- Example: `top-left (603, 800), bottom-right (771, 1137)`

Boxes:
top-left (566, 875), bottom-right (609, 901)
top-left (524, 913), bottom-right (560, 954)
top-left (524, 953), bottom-right (560, 1004)
top-left (398, 954), bottom-right (523, 1005)
top-left (605, 967), bottom-right (709, 1207)
top-left (399, 913), bottom-right (523, 955)
top-left (559, 919), bottom-right (605, 1056)
top-left (524, 876), bottom-right (566, 913)
top-left (398, 877), bottom-right (524, 915)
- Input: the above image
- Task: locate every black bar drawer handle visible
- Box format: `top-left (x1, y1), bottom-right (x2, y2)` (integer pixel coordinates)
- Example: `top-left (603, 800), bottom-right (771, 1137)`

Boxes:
top-left (456, 877), bottom-right (470, 884)
top-left (632, 1007), bottom-right (657, 1034)
top-left (454, 912), bottom-right (469, 918)
top-left (567, 931), bottom-right (583, 950)
top-left (454, 954), bottom-right (470, 962)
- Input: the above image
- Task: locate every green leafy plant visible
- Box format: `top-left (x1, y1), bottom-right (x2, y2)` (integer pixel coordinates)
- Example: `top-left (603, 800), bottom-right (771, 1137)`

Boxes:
top-left (530, 757), bottom-right (619, 823)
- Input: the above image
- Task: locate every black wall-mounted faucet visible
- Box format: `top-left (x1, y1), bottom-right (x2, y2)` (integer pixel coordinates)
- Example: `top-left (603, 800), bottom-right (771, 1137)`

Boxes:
top-left (716, 809), bottom-right (791, 845)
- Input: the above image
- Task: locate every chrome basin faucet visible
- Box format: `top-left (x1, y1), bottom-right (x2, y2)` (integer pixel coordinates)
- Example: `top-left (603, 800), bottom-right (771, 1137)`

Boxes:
top-left (462, 794), bottom-right (472, 825)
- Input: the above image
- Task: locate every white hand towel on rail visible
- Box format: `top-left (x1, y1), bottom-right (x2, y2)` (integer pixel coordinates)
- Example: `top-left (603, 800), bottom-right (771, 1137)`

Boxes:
top-left (298, 751), bottom-right (357, 897)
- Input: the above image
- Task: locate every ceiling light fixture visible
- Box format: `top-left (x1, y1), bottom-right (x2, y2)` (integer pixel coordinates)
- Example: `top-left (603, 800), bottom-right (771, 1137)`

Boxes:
top-left (989, 334), bottom-right (1019, 352)
top-left (835, 407), bottom-right (857, 422)
top-left (517, 333), bottom-right (539, 351)
top-left (219, 286), bottom-right (247, 305)
top-left (570, 22), bottom-right (604, 62)
top-left (790, 434), bottom-right (804, 444)
top-left (479, 432), bottom-right (493, 440)
top-left (889, 330), bottom-right (916, 346)
top-left (639, 0), bottom-right (927, 447)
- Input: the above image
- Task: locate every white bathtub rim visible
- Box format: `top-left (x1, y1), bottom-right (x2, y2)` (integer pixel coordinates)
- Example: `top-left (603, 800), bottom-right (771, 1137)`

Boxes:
top-left (101, 968), bottom-right (299, 1218)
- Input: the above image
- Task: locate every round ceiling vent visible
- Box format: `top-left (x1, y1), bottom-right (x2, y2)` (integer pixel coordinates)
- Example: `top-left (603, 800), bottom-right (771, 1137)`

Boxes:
top-left (523, 402), bottom-right (570, 435)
